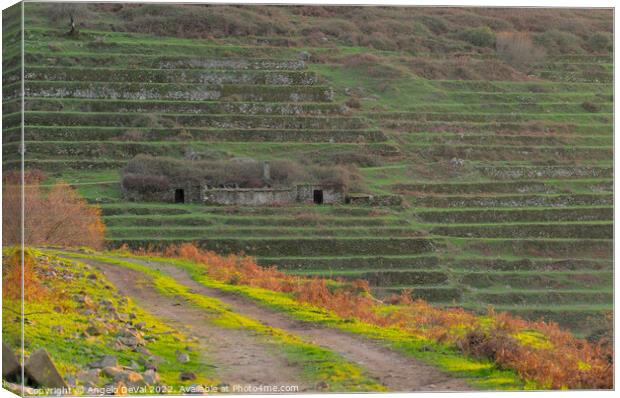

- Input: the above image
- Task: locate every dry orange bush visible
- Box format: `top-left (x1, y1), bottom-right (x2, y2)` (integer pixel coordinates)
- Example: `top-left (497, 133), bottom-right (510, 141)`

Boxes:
top-left (2, 171), bottom-right (105, 249)
top-left (139, 243), bottom-right (612, 389)
top-left (2, 250), bottom-right (47, 301)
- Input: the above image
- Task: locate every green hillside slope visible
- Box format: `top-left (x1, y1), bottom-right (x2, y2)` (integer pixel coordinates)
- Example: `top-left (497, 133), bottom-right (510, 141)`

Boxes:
top-left (3, 3), bottom-right (612, 337)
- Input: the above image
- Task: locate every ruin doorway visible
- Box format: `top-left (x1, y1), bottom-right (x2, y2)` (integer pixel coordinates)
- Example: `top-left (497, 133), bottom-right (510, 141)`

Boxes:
top-left (313, 189), bottom-right (324, 204)
top-left (175, 189), bottom-right (185, 203)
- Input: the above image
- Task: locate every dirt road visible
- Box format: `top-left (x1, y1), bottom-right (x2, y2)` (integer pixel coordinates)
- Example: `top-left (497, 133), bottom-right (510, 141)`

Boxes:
top-left (64, 255), bottom-right (311, 391)
top-left (60, 252), bottom-right (470, 392)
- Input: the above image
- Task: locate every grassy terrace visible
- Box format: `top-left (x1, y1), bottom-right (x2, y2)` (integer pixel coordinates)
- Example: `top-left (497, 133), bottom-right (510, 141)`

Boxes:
top-left (5, 10), bottom-right (612, 338)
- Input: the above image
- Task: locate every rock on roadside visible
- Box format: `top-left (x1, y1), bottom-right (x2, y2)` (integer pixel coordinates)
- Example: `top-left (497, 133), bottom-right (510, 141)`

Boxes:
top-left (24, 348), bottom-right (68, 388)
top-left (88, 355), bottom-right (118, 369)
top-left (176, 351), bottom-right (190, 363)
top-left (76, 369), bottom-right (100, 385)
top-left (142, 369), bottom-right (160, 385)
top-left (179, 371), bottom-right (196, 381)
top-left (2, 342), bottom-right (20, 379)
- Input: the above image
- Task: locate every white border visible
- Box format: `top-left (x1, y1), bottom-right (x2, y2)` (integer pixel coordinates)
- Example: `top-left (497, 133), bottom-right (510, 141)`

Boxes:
top-left (0, 1), bottom-right (616, 398)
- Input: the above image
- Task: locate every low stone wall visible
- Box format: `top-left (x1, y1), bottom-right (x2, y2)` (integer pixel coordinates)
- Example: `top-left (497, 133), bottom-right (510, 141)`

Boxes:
top-left (23, 82), bottom-right (334, 102)
top-left (346, 194), bottom-right (403, 206)
top-left (24, 99), bottom-right (343, 116)
top-left (25, 67), bottom-right (318, 86)
top-left (22, 112), bottom-right (366, 130)
top-left (203, 187), bottom-right (297, 206)
top-left (13, 126), bottom-right (386, 144)
top-left (23, 53), bottom-right (307, 70)
top-left (122, 187), bottom-right (173, 203)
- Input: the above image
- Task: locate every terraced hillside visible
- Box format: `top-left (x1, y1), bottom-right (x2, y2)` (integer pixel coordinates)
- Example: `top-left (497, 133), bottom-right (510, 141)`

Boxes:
top-left (2, 3), bottom-right (613, 337)
top-left (361, 75), bottom-right (613, 330)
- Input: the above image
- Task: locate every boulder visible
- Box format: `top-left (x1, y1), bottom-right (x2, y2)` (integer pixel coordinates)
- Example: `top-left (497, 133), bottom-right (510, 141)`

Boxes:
top-left (85, 325), bottom-right (104, 336)
top-left (102, 366), bottom-right (124, 378)
top-left (2, 342), bottom-right (20, 379)
top-left (88, 354), bottom-right (118, 369)
top-left (73, 294), bottom-right (95, 309)
top-left (142, 362), bottom-right (157, 371)
top-left (111, 381), bottom-right (126, 396)
top-left (114, 370), bottom-right (144, 385)
top-left (117, 336), bottom-right (143, 348)
top-left (24, 348), bottom-right (68, 388)
top-left (179, 371), bottom-right (196, 381)
top-left (64, 373), bottom-right (77, 387)
top-left (316, 381), bottom-right (329, 391)
top-left (135, 347), bottom-right (152, 356)
top-left (76, 369), bottom-right (100, 385)
top-left (138, 355), bottom-right (163, 371)
top-left (134, 322), bottom-right (146, 330)
top-left (176, 351), bottom-right (190, 363)
top-left (119, 328), bottom-right (142, 338)
top-left (112, 340), bottom-right (125, 351)
top-left (115, 313), bottom-right (129, 322)
top-left (142, 369), bottom-right (160, 385)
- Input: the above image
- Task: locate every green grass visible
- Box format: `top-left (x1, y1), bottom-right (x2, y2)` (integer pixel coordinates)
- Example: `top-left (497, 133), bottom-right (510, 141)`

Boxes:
top-left (23, 28), bottom-right (302, 58)
top-left (372, 111), bottom-right (612, 124)
top-left (21, 51), bottom-right (308, 70)
top-left (106, 226), bottom-right (422, 238)
top-left (15, 141), bottom-right (390, 161)
top-left (402, 133), bottom-right (612, 147)
top-left (392, 102), bottom-right (614, 113)
top-left (454, 270), bottom-right (613, 289)
top-left (103, 214), bottom-right (404, 227)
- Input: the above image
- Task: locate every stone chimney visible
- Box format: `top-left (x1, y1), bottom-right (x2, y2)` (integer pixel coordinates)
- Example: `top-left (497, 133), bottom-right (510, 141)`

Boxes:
top-left (263, 161), bottom-right (271, 185)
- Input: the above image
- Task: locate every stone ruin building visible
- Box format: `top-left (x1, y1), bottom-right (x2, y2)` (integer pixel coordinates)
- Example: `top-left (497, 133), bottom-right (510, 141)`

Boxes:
top-left (122, 161), bottom-right (346, 205)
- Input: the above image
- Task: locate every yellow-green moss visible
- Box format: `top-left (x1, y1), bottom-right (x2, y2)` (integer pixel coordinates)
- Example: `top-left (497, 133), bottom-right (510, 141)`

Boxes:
top-left (513, 330), bottom-right (553, 350)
